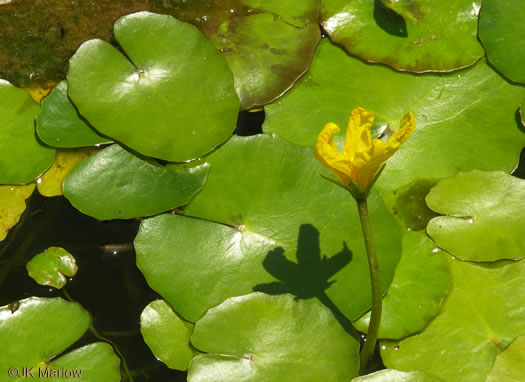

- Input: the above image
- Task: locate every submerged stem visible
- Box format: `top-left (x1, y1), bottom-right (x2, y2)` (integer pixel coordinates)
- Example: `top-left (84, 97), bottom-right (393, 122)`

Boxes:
top-left (356, 198), bottom-right (382, 372)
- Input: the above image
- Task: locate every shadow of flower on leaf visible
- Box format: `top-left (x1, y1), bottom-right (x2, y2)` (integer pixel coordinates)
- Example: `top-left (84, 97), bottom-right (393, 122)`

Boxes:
top-left (254, 224), bottom-right (356, 336)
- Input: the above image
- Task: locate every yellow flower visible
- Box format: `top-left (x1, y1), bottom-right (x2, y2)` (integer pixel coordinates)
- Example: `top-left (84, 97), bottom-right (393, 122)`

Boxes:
top-left (315, 107), bottom-right (415, 197)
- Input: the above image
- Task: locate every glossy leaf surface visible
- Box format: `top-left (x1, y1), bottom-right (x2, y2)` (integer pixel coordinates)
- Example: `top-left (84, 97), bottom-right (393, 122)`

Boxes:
top-left (42, 342), bottom-right (121, 382)
top-left (479, 0), bottom-right (525, 84)
top-left (140, 300), bottom-right (197, 371)
top-left (320, 0), bottom-right (483, 72)
top-left (168, 0), bottom-right (320, 109)
top-left (0, 184), bottom-right (35, 242)
top-left (189, 293), bottom-right (359, 381)
top-left (427, 171), bottom-right (525, 262)
top-left (354, 232), bottom-right (450, 339)
top-left (64, 144), bottom-right (209, 220)
top-left (0, 80), bottom-right (55, 185)
top-left (0, 298), bottom-right (89, 373)
top-left (26, 247), bottom-right (77, 289)
top-left (67, 12), bottom-right (239, 161)
top-left (264, 40), bottom-right (525, 199)
top-left (382, 258), bottom-right (525, 381)
top-left (135, 134), bottom-right (402, 322)
top-left (36, 81), bottom-right (111, 148)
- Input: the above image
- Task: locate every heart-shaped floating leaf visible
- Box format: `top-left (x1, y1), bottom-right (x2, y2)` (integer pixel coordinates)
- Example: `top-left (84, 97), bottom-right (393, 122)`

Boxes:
top-left (354, 232), bottom-right (450, 339)
top-left (36, 81), bottom-right (111, 148)
top-left (64, 144), bottom-right (209, 220)
top-left (381, 257), bottom-right (525, 381)
top-left (135, 134), bottom-right (402, 323)
top-left (140, 300), bottom-right (197, 371)
top-left (264, 40), bottom-right (525, 199)
top-left (189, 293), bottom-right (360, 381)
top-left (486, 335), bottom-right (525, 382)
top-left (163, 0), bottom-right (321, 109)
top-left (37, 148), bottom-right (99, 197)
top-left (26, 247), bottom-right (77, 289)
top-left (426, 171), bottom-right (525, 262)
top-left (0, 297), bottom-right (120, 381)
top-left (479, 0), bottom-right (525, 84)
top-left (0, 80), bottom-right (55, 185)
top-left (67, 11), bottom-right (239, 162)
top-left (352, 369), bottom-right (443, 381)
top-left (320, 0), bottom-right (483, 72)
top-left (0, 184), bottom-right (35, 242)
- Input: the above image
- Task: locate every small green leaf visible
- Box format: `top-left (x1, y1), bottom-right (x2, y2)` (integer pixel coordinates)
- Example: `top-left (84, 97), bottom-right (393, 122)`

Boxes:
top-left (140, 300), bottom-right (197, 371)
top-left (381, 257), bottom-right (525, 381)
top-left (64, 144), bottom-right (209, 220)
top-left (486, 335), bottom-right (525, 382)
top-left (189, 293), bottom-right (360, 381)
top-left (26, 247), bottom-right (77, 289)
top-left (42, 343), bottom-right (121, 381)
top-left (36, 81), bottom-right (111, 148)
top-left (426, 170), bottom-right (525, 262)
top-left (0, 80), bottom-right (55, 184)
top-left (67, 12), bottom-right (239, 161)
top-left (354, 232), bottom-right (450, 339)
top-left (479, 0), bottom-right (525, 84)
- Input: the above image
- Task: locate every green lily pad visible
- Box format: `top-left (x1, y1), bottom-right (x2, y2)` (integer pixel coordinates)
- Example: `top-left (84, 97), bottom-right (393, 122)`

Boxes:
top-left (39, 343), bottom-right (120, 381)
top-left (486, 335), bottom-right (525, 382)
top-left (263, 40), bottom-right (525, 200)
top-left (354, 232), bottom-right (450, 339)
top-left (0, 297), bottom-right (120, 381)
top-left (381, 257), bottom-right (525, 381)
top-left (63, 144), bottom-right (209, 220)
top-left (0, 80), bottom-right (55, 185)
top-left (352, 369), bottom-right (443, 381)
top-left (320, 0), bottom-right (483, 72)
top-left (0, 184), bottom-right (35, 242)
top-left (36, 81), bottom-right (111, 148)
top-left (67, 11), bottom-right (239, 162)
top-left (26, 247), bottom-right (77, 289)
top-left (426, 170), bottom-right (525, 262)
top-left (479, 0), bottom-right (525, 84)
top-left (135, 134), bottom-right (402, 323)
top-left (140, 300), bottom-right (197, 371)
top-left (520, 102), bottom-right (525, 127)
top-left (189, 293), bottom-right (360, 381)
top-left (165, 0), bottom-right (320, 109)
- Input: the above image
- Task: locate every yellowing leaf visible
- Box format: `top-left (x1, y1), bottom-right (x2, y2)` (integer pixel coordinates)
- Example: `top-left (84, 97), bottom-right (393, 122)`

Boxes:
top-left (37, 148), bottom-right (99, 197)
top-left (0, 184), bottom-right (35, 241)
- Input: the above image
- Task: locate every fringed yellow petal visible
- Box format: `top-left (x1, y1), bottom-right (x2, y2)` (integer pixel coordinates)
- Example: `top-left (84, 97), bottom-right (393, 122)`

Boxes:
top-left (344, 107), bottom-right (375, 159)
top-left (314, 122), bottom-right (351, 185)
top-left (383, 111), bottom-right (416, 156)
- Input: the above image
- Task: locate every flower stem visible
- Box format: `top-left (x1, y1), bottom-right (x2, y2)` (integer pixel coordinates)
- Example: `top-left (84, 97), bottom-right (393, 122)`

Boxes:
top-left (356, 198), bottom-right (382, 372)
